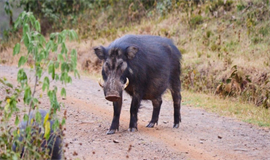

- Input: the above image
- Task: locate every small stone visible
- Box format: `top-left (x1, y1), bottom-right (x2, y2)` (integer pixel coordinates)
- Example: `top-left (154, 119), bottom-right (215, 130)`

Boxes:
top-left (113, 139), bottom-right (119, 143)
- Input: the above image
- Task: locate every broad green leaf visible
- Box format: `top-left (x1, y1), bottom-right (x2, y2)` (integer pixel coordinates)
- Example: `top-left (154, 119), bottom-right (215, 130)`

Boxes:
top-left (23, 33), bottom-right (30, 48)
top-left (42, 77), bottom-right (50, 91)
top-left (52, 43), bottom-right (58, 52)
top-left (67, 76), bottom-right (72, 83)
top-left (48, 63), bottom-right (55, 80)
top-left (32, 98), bottom-right (38, 105)
top-left (23, 114), bottom-right (29, 122)
top-left (17, 69), bottom-right (28, 87)
top-left (61, 88), bottom-right (66, 98)
top-left (13, 43), bottom-right (21, 55)
top-left (61, 62), bottom-right (69, 72)
top-left (58, 34), bottom-right (63, 44)
top-left (35, 20), bottom-right (41, 32)
top-left (23, 86), bottom-right (32, 105)
top-left (71, 49), bottom-right (77, 67)
top-left (52, 119), bottom-right (59, 131)
top-left (46, 40), bottom-right (53, 52)
top-left (61, 42), bottom-right (68, 55)
top-left (15, 115), bottom-right (20, 125)
top-left (55, 74), bottom-right (59, 81)
top-left (23, 23), bottom-right (30, 37)
top-left (18, 56), bottom-right (27, 67)
top-left (29, 14), bottom-right (36, 27)
top-left (55, 61), bottom-right (59, 68)
top-left (14, 16), bottom-right (21, 29)
top-left (36, 66), bottom-right (43, 78)
top-left (35, 111), bottom-right (42, 124)
top-left (57, 54), bottom-right (64, 62)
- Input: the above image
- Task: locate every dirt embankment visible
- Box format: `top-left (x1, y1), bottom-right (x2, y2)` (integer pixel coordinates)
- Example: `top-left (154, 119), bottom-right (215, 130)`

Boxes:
top-left (0, 65), bottom-right (270, 160)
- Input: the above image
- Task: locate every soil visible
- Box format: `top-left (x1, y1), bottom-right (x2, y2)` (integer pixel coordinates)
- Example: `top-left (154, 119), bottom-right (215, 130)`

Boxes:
top-left (0, 64), bottom-right (270, 160)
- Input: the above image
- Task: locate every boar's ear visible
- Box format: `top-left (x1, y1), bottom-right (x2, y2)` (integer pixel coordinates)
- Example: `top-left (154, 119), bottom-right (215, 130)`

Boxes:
top-left (126, 46), bottom-right (138, 60)
top-left (93, 46), bottom-right (106, 60)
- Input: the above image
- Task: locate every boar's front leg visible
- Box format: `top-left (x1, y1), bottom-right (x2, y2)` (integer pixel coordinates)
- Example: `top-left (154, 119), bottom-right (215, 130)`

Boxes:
top-left (129, 95), bottom-right (142, 132)
top-left (107, 98), bottom-right (122, 135)
top-left (146, 97), bottom-right (162, 128)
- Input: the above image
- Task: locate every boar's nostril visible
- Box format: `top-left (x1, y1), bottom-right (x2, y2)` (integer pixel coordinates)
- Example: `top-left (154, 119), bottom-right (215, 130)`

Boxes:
top-left (105, 95), bottom-right (121, 102)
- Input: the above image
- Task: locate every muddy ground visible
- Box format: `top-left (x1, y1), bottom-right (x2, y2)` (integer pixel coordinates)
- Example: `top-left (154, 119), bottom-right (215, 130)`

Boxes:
top-left (0, 64), bottom-right (270, 160)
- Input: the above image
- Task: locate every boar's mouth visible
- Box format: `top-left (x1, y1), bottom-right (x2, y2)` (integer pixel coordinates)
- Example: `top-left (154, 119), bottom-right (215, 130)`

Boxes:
top-left (98, 78), bottom-right (129, 102)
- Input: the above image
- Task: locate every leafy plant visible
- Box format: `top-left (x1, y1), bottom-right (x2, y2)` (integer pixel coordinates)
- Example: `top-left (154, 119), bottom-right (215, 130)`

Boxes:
top-left (0, 11), bottom-right (78, 159)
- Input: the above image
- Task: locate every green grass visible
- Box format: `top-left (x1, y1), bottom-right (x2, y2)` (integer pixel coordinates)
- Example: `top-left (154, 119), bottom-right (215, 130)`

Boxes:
top-left (180, 90), bottom-right (270, 128)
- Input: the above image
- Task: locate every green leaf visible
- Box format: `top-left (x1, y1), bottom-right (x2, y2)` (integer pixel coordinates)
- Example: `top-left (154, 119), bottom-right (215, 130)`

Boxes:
top-left (46, 40), bottom-right (53, 52)
top-left (6, 82), bottom-right (13, 88)
top-left (35, 111), bottom-right (42, 124)
top-left (17, 69), bottom-right (28, 87)
top-left (13, 43), bottom-right (21, 56)
top-left (35, 20), bottom-right (41, 32)
top-left (61, 43), bottom-right (68, 55)
top-left (67, 76), bottom-right (72, 83)
top-left (61, 88), bottom-right (66, 98)
top-left (55, 74), bottom-right (59, 81)
top-left (61, 62), bottom-right (69, 72)
top-left (23, 33), bottom-right (30, 48)
top-left (23, 114), bottom-right (29, 122)
top-left (52, 119), bottom-right (59, 131)
top-left (57, 54), bottom-right (64, 62)
top-left (18, 56), bottom-right (27, 67)
top-left (61, 118), bottom-right (66, 125)
top-left (36, 66), bottom-right (43, 78)
top-left (71, 49), bottom-right (77, 67)
top-left (32, 98), bottom-right (38, 105)
top-left (48, 63), bottom-right (55, 80)
top-left (23, 86), bottom-right (32, 105)
top-left (29, 14), bottom-right (36, 27)
top-left (15, 115), bottom-right (20, 125)
top-left (58, 34), bottom-right (63, 44)
top-left (14, 16), bottom-right (21, 29)
top-left (23, 23), bottom-right (30, 37)
top-left (55, 61), bottom-right (59, 68)
top-left (42, 77), bottom-right (50, 91)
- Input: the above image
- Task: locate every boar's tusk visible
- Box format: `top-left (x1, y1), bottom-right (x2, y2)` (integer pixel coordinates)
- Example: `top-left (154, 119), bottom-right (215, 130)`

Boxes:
top-left (124, 78), bottom-right (129, 89)
top-left (98, 78), bottom-right (104, 88)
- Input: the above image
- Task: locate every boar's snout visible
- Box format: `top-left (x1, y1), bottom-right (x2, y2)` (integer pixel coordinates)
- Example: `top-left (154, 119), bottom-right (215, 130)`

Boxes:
top-left (105, 91), bottom-right (121, 102)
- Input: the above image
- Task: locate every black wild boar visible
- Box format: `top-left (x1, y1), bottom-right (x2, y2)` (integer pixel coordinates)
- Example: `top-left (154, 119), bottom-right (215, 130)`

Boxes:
top-left (94, 35), bottom-right (182, 134)
top-left (12, 109), bottom-right (62, 159)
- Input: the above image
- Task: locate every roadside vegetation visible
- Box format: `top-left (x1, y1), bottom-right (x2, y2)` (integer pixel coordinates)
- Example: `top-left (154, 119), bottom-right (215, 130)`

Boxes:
top-left (0, 11), bottom-right (78, 159)
top-left (0, 0), bottom-right (269, 130)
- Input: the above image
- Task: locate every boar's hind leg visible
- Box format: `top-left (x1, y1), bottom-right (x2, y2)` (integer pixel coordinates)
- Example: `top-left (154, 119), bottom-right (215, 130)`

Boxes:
top-left (170, 78), bottom-right (182, 128)
top-left (146, 97), bottom-right (162, 128)
top-left (129, 95), bottom-right (142, 132)
top-left (107, 98), bottom-right (122, 135)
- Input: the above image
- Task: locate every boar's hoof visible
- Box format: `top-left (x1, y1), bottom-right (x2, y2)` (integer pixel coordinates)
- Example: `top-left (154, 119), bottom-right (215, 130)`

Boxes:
top-left (173, 123), bottom-right (180, 128)
top-left (146, 122), bottom-right (156, 128)
top-left (128, 128), bottom-right (138, 132)
top-left (107, 129), bottom-right (116, 135)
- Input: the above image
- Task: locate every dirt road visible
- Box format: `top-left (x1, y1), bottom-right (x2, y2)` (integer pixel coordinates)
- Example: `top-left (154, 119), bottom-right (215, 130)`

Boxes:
top-left (1, 65), bottom-right (270, 160)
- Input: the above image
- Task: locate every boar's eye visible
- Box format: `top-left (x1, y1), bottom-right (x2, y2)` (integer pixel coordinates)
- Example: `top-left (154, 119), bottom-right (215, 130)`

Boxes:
top-left (117, 61), bottom-right (123, 69)
top-left (103, 61), bottom-right (111, 73)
